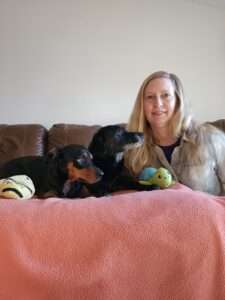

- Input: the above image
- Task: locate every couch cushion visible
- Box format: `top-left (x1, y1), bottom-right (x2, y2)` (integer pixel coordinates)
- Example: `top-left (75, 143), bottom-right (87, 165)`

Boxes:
top-left (48, 123), bottom-right (101, 151)
top-left (208, 119), bottom-right (225, 132)
top-left (0, 124), bottom-right (47, 166)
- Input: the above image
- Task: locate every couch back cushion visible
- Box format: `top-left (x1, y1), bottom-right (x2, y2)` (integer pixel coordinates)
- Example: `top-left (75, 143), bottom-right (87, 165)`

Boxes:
top-left (48, 123), bottom-right (101, 151)
top-left (208, 119), bottom-right (225, 132)
top-left (0, 124), bottom-right (47, 166)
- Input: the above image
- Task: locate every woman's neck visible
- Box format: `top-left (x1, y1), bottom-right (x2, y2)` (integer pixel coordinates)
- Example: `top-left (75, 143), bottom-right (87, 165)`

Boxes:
top-left (152, 127), bottom-right (177, 146)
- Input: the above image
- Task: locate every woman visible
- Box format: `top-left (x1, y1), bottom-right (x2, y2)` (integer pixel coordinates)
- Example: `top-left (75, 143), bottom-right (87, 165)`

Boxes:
top-left (124, 71), bottom-right (225, 195)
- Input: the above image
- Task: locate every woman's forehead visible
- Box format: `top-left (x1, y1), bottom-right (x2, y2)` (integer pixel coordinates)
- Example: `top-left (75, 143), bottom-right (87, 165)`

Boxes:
top-left (145, 77), bottom-right (175, 93)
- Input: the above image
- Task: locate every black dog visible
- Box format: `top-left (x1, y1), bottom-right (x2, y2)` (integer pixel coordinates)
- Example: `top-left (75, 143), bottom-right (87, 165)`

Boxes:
top-left (85, 125), bottom-right (158, 197)
top-left (0, 144), bottom-right (103, 198)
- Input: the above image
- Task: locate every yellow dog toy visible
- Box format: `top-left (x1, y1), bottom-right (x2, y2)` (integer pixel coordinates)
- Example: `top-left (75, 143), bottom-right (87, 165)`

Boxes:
top-left (0, 175), bottom-right (35, 200)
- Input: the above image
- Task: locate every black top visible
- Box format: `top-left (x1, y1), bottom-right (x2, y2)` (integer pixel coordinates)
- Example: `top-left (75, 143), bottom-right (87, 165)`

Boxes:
top-left (158, 138), bottom-right (181, 163)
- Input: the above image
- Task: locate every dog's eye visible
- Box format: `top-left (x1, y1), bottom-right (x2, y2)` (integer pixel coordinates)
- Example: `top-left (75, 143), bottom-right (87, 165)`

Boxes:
top-left (82, 152), bottom-right (93, 160)
top-left (76, 158), bottom-right (85, 168)
top-left (114, 131), bottom-right (123, 139)
top-left (75, 157), bottom-right (92, 169)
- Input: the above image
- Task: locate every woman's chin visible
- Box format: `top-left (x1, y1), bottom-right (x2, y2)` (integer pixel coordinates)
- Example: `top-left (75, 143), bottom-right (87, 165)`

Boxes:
top-left (151, 118), bottom-right (170, 128)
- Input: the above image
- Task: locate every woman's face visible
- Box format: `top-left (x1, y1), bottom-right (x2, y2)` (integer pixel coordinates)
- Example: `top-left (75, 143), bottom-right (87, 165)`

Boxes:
top-left (143, 77), bottom-right (177, 130)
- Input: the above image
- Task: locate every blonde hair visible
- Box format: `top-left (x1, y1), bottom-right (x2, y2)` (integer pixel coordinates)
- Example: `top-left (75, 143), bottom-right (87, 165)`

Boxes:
top-left (125, 71), bottom-right (192, 174)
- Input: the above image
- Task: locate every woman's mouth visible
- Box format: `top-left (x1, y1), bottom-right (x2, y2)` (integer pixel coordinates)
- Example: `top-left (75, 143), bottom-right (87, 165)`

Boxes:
top-left (152, 111), bottom-right (165, 116)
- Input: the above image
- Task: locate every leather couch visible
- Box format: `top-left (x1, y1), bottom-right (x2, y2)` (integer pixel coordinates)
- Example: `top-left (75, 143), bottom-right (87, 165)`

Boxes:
top-left (0, 123), bottom-right (101, 167)
top-left (1, 119), bottom-right (224, 167)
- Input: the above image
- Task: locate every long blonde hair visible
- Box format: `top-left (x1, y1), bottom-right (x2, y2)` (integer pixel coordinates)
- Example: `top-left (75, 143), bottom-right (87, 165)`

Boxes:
top-left (124, 71), bottom-right (192, 174)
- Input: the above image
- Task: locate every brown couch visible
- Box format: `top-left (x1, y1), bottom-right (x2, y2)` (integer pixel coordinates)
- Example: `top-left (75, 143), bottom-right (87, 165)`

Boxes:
top-left (0, 123), bottom-right (101, 167)
top-left (1, 119), bottom-right (225, 166)
top-left (0, 122), bottom-right (225, 300)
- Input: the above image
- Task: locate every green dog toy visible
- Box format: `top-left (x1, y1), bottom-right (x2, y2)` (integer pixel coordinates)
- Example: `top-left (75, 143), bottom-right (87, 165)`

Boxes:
top-left (139, 167), bottom-right (174, 189)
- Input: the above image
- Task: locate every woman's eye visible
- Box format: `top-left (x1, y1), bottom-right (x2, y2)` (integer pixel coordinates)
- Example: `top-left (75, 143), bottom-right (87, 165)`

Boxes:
top-left (162, 93), bottom-right (169, 98)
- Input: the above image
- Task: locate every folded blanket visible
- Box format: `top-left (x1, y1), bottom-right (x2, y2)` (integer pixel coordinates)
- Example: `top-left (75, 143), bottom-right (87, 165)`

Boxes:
top-left (0, 184), bottom-right (224, 300)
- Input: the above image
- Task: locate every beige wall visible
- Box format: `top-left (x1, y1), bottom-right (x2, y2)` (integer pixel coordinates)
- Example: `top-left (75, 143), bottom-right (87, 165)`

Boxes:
top-left (0, 0), bottom-right (224, 127)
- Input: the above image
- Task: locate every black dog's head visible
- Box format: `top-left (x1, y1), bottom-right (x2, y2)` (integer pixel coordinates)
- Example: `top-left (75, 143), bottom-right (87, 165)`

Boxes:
top-left (49, 144), bottom-right (103, 184)
top-left (89, 125), bottom-right (144, 160)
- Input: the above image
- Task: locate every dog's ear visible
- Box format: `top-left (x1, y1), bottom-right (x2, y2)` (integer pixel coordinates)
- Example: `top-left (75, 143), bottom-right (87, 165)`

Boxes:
top-left (47, 145), bottom-right (64, 159)
top-left (47, 148), bottom-right (57, 159)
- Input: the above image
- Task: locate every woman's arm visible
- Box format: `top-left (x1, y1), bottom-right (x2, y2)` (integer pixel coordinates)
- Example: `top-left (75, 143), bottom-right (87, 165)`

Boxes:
top-left (207, 125), bottom-right (225, 194)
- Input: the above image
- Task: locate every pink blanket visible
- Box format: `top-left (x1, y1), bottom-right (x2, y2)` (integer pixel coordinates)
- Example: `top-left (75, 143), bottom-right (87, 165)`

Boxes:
top-left (0, 184), bottom-right (225, 300)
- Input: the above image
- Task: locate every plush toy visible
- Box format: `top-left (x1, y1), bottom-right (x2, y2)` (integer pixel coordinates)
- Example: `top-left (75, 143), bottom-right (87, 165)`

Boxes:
top-left (0, 175), bottom-right (35, 200)
top-left (139, 167), bottom-right (174, 189)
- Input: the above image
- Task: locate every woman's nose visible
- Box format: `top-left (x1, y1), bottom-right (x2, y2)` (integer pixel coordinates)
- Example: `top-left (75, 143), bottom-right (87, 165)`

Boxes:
top-left (153, 95), bottom-right (163, 107)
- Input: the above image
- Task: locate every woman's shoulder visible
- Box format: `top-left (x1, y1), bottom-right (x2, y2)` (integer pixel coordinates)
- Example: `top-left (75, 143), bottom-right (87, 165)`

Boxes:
top-left (200, 122), bottom-right (225, 136)
top-left (198, 122), bottom-right (225, 147)
top-left (184, 119), bottom-right (225, 144)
